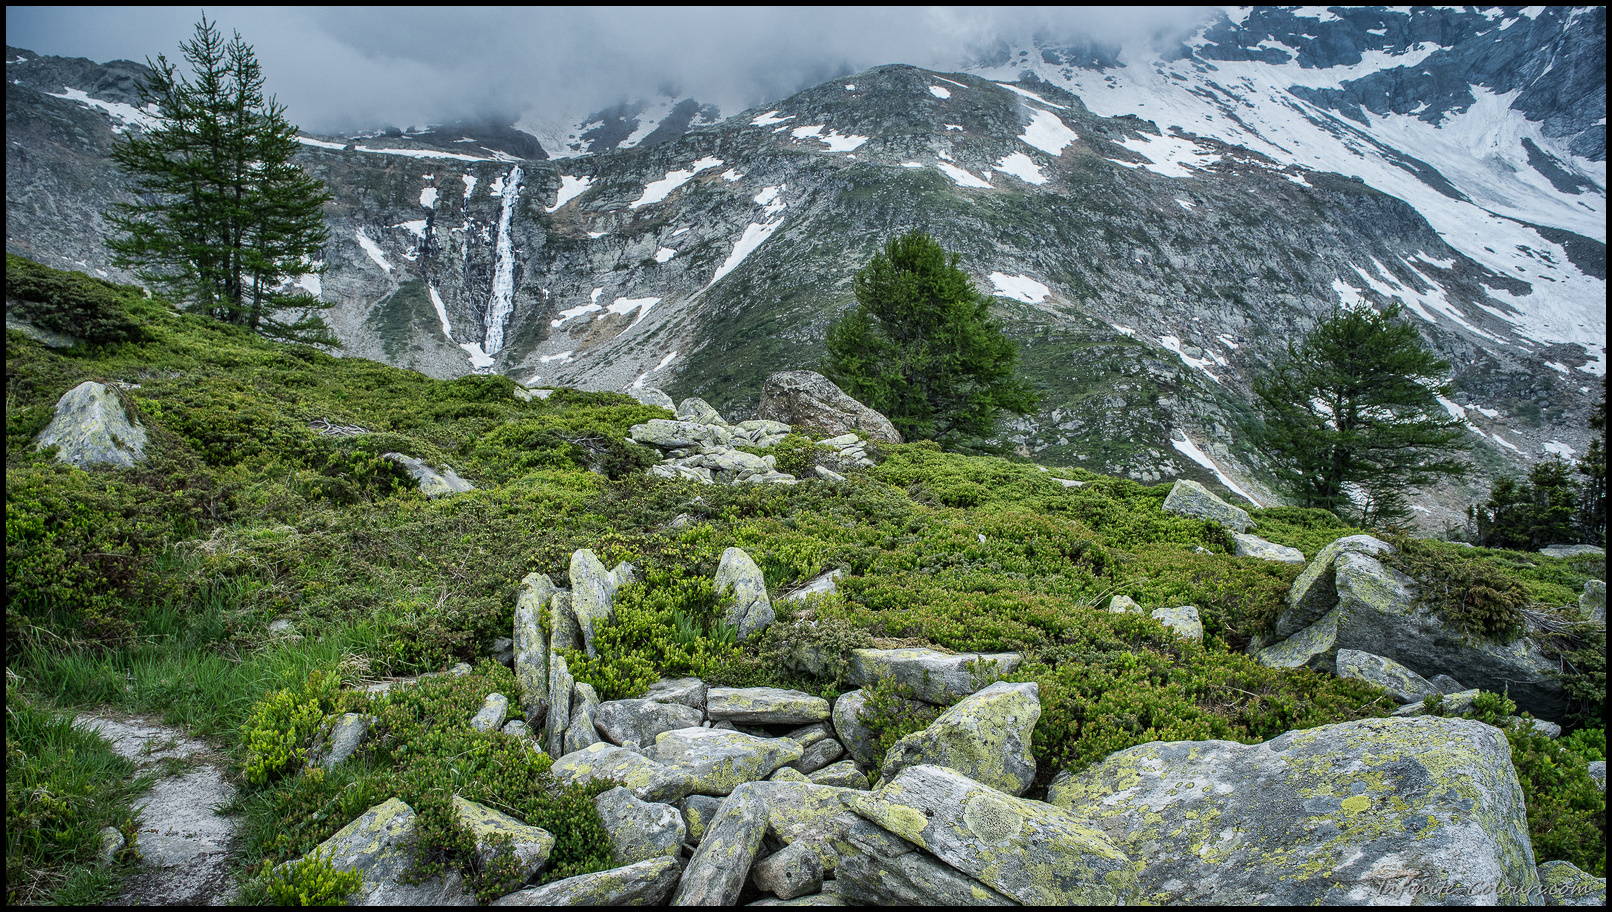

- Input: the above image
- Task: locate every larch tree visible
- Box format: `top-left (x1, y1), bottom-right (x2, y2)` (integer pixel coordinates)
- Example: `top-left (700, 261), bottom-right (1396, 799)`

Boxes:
top-left (107, 15), bottom-right (336, 345)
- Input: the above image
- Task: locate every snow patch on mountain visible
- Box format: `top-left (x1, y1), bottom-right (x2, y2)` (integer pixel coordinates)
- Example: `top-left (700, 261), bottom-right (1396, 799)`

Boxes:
top-left (1018, 109), bottom-right (1079, 156)
top-left (991, 272), bottom-right (1051, 303)
top-left (937, 162), bottom-right (992, 189)
top-left (547, 175), bottom-right (593, 212)
top-left (355, 229), bottom-right (391, 273)
top-left (1171, 431), bottom-right (1260, 505)
top-left (790, 125), bottom-right (869, 152)
top-left (993, 151), bottom-right (1047, 184)
top-left (429, 286), bottom-right (453, 341)
top-left (929, 85), bottom-right (952, 99)
top-left (48, 87), bottom-right (159, 132)
top-left (631, 157), bottom-right (724, 209)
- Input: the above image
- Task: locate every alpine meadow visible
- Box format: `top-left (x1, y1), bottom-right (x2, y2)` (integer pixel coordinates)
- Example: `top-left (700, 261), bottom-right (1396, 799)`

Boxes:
top-left (5, 7), bottom-right (1606, 908)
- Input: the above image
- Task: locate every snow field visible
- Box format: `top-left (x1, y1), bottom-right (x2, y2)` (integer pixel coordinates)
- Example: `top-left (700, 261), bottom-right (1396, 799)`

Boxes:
top-left (1171, 431), bottom-right (1261, 505)
top-left (547, 175), bottom-right (593, 212)
top-left (631, 157), bottom-right (724, 209)
top-left (993, 152), bottom-right (1047, 184)
top-left (990, 272), bottom-right (1051, 303)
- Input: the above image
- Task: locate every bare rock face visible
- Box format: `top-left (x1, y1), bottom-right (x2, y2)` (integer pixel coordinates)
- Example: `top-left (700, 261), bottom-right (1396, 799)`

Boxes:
top-left (756, 370), bottom-right (901, 444)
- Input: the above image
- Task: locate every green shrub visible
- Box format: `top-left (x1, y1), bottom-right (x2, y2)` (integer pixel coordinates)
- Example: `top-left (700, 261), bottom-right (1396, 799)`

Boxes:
top-left (241, 670), bottom-right (347, 786)
top-left (261, 848), bottom-right (362, 905)
top-left (1384, 536), bottom-right (1527, 643)
top-left (1506, 726), bottom-right (1606, 876)
top-left (5, 253), bottom-right (150, 346)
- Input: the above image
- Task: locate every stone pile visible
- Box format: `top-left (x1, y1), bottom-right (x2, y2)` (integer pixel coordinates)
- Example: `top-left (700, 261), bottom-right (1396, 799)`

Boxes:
top-left (628, 392), bottom-right (877, 486)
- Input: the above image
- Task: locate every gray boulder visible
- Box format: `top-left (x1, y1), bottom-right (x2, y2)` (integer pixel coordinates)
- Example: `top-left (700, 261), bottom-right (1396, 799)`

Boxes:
top-left (569, 549), bottom-right (620, 658)
top-left (629, 418), bottom-right (734, 449)
top-left (1335, 649), bottom-right (1439, 704)
top-left (470, 693), bottom-right (509, 733)
top-left (1588, 761), bottom-right (1605, 791)
top-left (1430, 673), bottom-right (1468, 694)
top-left (671, 783), bottom-right (768, 905)
top-left (451, 795), bottom-right (554, 885)
top-left (1230, 531), bottom-right (1305, 563)
top-left (707, 687), bottom-right (831, 726)
top-left (490, 856), bottom-right (681, 906)
top-left (831, 690), bottom-right (890, 767)
top-left (878, 681), bottom-right (1040, 796)
top-left (644, 676), bottom-right (708, 711)
top-left (1107, 594), bottom-right (1142, 614)
top-left (679, 793), bottom-right (724, 844)
top-left (1279, 534), bottom-right (1394, 639)
top-left (593, 787), bottom-right (685, 865)
top-left (755, 370), bottom-right (901, 443)
top-left (676, 397), bottom-right (727, 425)
top-left (790, 737), bottom-right (845, 775)
top-left (807, 760), bottom-right (869, 790)
top-left (1161, 479), bottom-right (1251, 532)
top-left (1540, 544), bottom-right (1605, 558)
top-left (654, 728), bottom-right (804, 795)
top-left (1150, 605), bottom-right (1203, 642)
top-left (847, 648), bottom-right (1022, 705)
top-left (836, 843), bottom-right (1016, 906)
top-left (282, 797), bottom-right (474, 905)
top-left (512, 573), bottom-right (553, 725)
top-left (852, 764), bottom-right (1137, 904)
top-left (544, 654), bottom-right (573, 759)
top-left (564, 682), bottom-right (602, 755)
top-left (1051, 716), bottom-right (1540, 904)
top-left (714, 547), bottom-right (776, 641)
top-left (35, 380), bottom-right (148, 468)
top-left (627, 386), bottom-right (675, 411)
top-left (751, 840), bottom-right (825, 901)
top-left (382, 453), bottom-right (475, 498)
top-left (312, 713), bottom-right (375, 770)
top-left (594, 699), bottom-right (704, 748)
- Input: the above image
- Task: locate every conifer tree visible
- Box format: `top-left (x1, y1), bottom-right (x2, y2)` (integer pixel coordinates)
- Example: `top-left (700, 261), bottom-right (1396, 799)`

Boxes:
top-left (1576, 377), bottom-right (1606, 545)
top-left (1251, 302), bottom-right (1470, 526)
top-left (107, 16), bottom-right (336, 345)
top-left (822, 231), bottom-right (1039, 446)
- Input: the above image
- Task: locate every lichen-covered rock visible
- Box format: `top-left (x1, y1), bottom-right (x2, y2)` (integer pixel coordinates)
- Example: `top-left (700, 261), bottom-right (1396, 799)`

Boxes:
top-left (751, 840), bottom-right (825, 901)
top-left (1051, 716), bottom-right (1541, 904)
top-left (1588, 760), bottom-right (1606, 792)
top-left (544, 654), bottom-right (573, 759)
top-left (769, 765), bottom-right (810, 782)
top-left (564, 682), bottom-right (601, 755)
top-left (629, 418), bottom-right (734, 449)
top-left (671, 783), bottom-right (768, 905)
top-left (551, 742), bottom-right (694, 804)
top-left (679, 793), bottom-right (724, 845)
top-left (755, 370), bottom-right (901, 444)
top-left (1538, 860), bottom-right (1605, 906)
top-left (490, 855), bottom-right (681, 906)
top-left (548, 590), bottom-right (580, 653)
top-left (1335, 648), bottom-right (1438, 704)
top-left (878, 681), bottom-right (1040, 796)
top-left (676, 397), bottom-right (727, 425)
top-left (1230, 531), bottom-right (1306, 563)
top-left (593, 787), bottom-right (684, 865)
top-left (35, 380), bottom-right (148, 468)
top-left (654, 728), bottom-right (804, 795)
top-left (1392, 688), bottom-right (1482, 717)
top-left (626, 386), bottom-right (675, 411)
top-left (707, 687), bottom-right (831, 725)
top-left (382, 452), bottom-right (475, 498)
top-left (513, 573), bottom-right (553, 725)
top-left (285, 797), bottom-right (475, 905)
top-left (569, 549), bottom-right (620, 658)
top-left (835, 845), bottom-right (1017, 906)
top-left (644, 676), bottom-right (708, 711)
top-left (714, 547), bottom-right (775, 641)
top-left (852, 764), bottom-right (1136, 904)
top-left (501, 719), bottom-right (531, 739)
top-left (808, 760), bottom-right (870, 790)
top-left (1150, 605), bottom-right (1203, 642)
top-left (846, 648), bottom-right (1021, 705)
top-left (594, 698), bottom-right (704, 748)
top-left (1279, 534), bottom-right (1394, 639)
top-left (781, 569), bottom-right (843, 603)
top-left (313, 713), bottom-right (374, 770)
top-left (1540, 544), bottom-right (1605, 558)
top-left (1161, 478), bottom-right (1251, 532)
top-left (451, 795), bottom-right (554, 885)
top-left (1106, 595), bottom-right (1141, 614)
top-left (790, 737), bottom-right (845, 775)
top-left (470, 693), bottom-right (509, 733)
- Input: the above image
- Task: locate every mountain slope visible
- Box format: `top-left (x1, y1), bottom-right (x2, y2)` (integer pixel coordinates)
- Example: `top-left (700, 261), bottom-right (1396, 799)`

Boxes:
top-left (5, 9), bottom-right (1605, 528)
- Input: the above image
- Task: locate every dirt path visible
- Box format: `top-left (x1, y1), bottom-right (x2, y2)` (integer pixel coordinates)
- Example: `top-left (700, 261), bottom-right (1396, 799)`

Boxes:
top-left (73, 712), bottom-right (241, 906)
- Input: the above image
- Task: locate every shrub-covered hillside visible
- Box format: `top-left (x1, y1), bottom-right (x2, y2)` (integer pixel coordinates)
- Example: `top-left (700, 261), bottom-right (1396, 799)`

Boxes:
top-left (6, 254), bottom-right (1604, 903)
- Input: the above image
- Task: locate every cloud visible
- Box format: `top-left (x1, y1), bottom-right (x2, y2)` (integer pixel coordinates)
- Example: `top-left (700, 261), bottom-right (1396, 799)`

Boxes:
top-left (6, 6), bottom-right (1216, 134)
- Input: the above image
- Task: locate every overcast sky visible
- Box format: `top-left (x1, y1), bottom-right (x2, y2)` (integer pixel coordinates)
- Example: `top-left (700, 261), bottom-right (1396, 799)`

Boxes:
top-left (7, 6), bottom-right (1213, 133)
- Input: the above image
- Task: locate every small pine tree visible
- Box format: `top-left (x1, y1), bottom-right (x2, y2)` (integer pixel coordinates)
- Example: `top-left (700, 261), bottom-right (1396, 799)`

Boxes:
top-left (822, 231), bottom-right (1039, 447)
top-left (1577, 377), bottom-right (1606, 545)
top-left (107, 16), bottom-right (336, 346)
top-left (1251, 302), bottom-right (1470, 526)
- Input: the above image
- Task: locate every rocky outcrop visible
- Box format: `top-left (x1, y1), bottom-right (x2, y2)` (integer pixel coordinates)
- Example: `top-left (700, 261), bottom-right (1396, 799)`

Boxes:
top-left (878, 681), bottom-right (1039, 796)
top-left (1258, 534), bottom-right (1566, 719)
top-left (490, 856), bottom-right (682, 906)
top-left (34, 380), bottom-right (148, 468)
top-left (1335, 648), bottom-right (1438, 704)
top-left (278, 797), bottom-right (475, 905)
top-left (1161, 478), bottom-right (1252, 531)
top-left (1052, 716), bottom-right (1540, 904)
top-left (712, 547), bottom-right (776, 641)
top-left (755, 370), bottom-right (901, 444)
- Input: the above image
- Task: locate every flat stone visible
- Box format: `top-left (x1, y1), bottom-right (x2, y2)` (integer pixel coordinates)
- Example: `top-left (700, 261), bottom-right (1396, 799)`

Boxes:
top-left (879, 681), bottom-right (1040, 796)
top-left (790, 737), bottom-right (845, 775)
top-left (1335, 649), bottom-right (1439, 704)
top-left (491, 855), bottom-right (681, 906)
top-left (807, 760), bottom-right (870, 790)
top-left (1162, 478), bottom-right (1251, 532)
top-left (644, 677), bottom-right (708, 711)
top-left (708, 687), bottom-right (831, 725)
top-left (595, 698), bottom-right (704, 748)
top-left (382, 452), bottom-right (474, 498)
top-left (847, 648), bottom-right (1022, 705)
top-left (654, 728), bottom-right (804, 795)
top-left (769, 766), bottom-right (810, 782)
top-left (551, 742), bottom-right (694, 804)
top-left (630, 418), bottom-right (733, 449)
top-left (1538, 859), bottom-right (1605, 906)
top-left (852, 764), bottom-right (1137, 904)
top-left (835, 846), bottom-right (1017, 906)
top-left (1539, 545), bottom-right (1605, 558)
top-left (1230, 531), bottom-right (1305, 563)
top-left (627, 387), bottom-right (675, 410)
